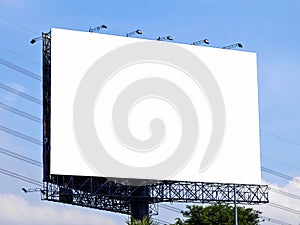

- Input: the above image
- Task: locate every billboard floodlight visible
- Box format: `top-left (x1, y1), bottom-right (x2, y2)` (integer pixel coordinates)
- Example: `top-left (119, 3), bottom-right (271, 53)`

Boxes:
top-left (30, 36), bottom-right (42, 44)
top-left (30, 33), bottom-right (51, 44)
top-left (192, 39), bottom-right (209, 45)
top-left (222, 43), bottom-right (243, 49)
top-left (89, 24), bottom-right (107, 33)
top-left (126, 29), bottom-right (143, 37)
top-left (21, 187), bottom-right (44, 193)
top-left (157, 36), bottom-right (173, 41)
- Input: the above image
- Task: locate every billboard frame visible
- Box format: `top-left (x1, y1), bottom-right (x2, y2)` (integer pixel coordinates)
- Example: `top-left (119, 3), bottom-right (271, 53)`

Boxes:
top-left (42, 31), bottom-right (268, 220)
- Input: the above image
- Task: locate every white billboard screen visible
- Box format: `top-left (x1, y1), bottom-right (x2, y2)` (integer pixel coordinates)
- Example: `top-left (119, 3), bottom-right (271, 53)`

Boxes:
top-left (51, 28), bottom-right (261, 184)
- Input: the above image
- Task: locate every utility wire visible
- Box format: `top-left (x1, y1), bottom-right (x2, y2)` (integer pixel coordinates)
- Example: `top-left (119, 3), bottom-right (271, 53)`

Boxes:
top-left (269, 202), bottom-right (300, 215)
top-left (0, 82), bottom-right (42, 105)
top-left (260, 215), bottom-right (292, 225)
top-left (262, 155), bottom-right (300, 171)
top-left (260, 129), bottom-right (300, 148)
top-left (0, 57), bottom-right (41, 81)
top-left (0, 146), bottom-right (42, 167)
top-left (0, 167), bottom-right (42, 186)
top-left (0, 15), bottom-right (39, 35)
top-left (269, 187), bottom-right (300, 200)
top-left (0, 125), bottom-right (42, 146)
top-left (261, 167), bottom-right (300, 184)
top-left (160, 204), bottom-right (182, 213)
top-left (1, 46), bottom-right (40, 65)
top-left (153, 217), bottom-right (169, 224)
top-left (0, 102), bottom-right (41, 123)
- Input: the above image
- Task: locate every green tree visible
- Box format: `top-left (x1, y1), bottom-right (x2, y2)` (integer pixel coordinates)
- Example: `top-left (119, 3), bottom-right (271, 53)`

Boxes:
top-left (125, 216), bottom-right (159, 225)
top-left (171, 203), bottom-right (261, 225)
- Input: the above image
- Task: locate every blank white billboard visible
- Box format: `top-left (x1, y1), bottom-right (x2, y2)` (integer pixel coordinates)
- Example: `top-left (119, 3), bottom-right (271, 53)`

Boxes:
top-left (50, 28), bottom-right (261, 184)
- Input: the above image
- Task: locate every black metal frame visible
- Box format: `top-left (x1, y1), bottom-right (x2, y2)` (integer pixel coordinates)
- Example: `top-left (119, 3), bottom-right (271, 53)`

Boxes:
top-left (42, 32), bottom-right (269, 219)
top-left (42, 177), bottom-right (268, 217)
top-left (42, 177), bottom-right (268, 203)
top-left (42, 32), bottom-right (51, 182)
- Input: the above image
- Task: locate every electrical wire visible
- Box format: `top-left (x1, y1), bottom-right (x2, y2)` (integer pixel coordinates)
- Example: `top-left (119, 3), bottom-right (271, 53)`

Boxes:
top-left (0, 82), bottom-right (42, 104)
top-left (0, 102), bottom-right (41, 123)
top-left (260, 129), bottom-right (300, 148)
top-left (153, 217), bottom-right (169, 224)
top-left (0, 57), bottom-right (41, 81)
top-left (1, 46), bottom-right (40, 65)
top-left (0, 125), bottom-right (42, 146)
top-left (262, 155), bottom-right (300, 171)
top-left (269, 202), bottom-right (300, 215)
top-left (269, 187), bottom-right (300, 200)
top-left (0, 146), bottom-right (42, 167)
top-left (160, 204), bottom-right (182, 213)
top-left (0, 167), bottom-right (42, 186)
top-left (260, 216), bottom-right (292, 225)
top-left (261, 167), bottom-right (300, 184)
top-left (0, 15), bottom-right (39, 35)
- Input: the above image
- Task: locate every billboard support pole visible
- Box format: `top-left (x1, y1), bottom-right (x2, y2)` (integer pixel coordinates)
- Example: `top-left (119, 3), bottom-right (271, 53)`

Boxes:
top-left (130, 185), bottom-right (149, 221)
top-left (234, 184), bottom-right (238, 225)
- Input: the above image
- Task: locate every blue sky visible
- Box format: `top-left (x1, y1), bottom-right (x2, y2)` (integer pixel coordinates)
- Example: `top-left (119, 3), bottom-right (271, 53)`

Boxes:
top-left (0, 0), bottom-right (300, 224)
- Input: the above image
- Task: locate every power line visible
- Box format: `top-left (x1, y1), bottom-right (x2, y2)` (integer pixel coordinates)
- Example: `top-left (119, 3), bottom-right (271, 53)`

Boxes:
top-left (270, 187), bottom-right (300, 200)
top-left (260, 129), bottom-right (300, 148)
top-left (262, 155), bottom-right (300, 171)
top-left (160, 204), bottom-right (182, 213)
top-left (0, 82), bottom-right (42, 105)
top-left (260, 215), bottom-right (292, 225)
top-left (1, 46), bottom-right (40, 65)
top-left (0, 167), bottom-right (42, 186)
top-left (153, 217), bottom-right (169, 224)
top-left (269, 202), bottom-right (300, 216)
top-left (0, 146), bottom-right (42, 167)
top-left (0, 102), bottom-right (41, 123)
top-left (0, 57), bottom-right (41, 81)
top-left (261, 167), bottom-right (300, 184)
top-left (0, 125), bottom-right (42, 146)
top-left (0, 15), bottom-right (39, 35)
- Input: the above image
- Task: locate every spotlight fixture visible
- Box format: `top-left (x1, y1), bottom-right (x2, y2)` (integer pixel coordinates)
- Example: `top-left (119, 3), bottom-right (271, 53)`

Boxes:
top-left (157, 36), bottom-right (173, 41)
top-left (21, 187), bottom-right (44, 193)
top-left (126, 29), bottom-right (143, 37)
top-left (89, 24), bottom-right (108, 33)
top-left (191, 39), bottom-right (209, 45)
top-left (30, 33), bottom-right (50, 44)
top-left (30, 36), bottom-right (42, 44)
top-left (222, 43), bottom-right (243, 49)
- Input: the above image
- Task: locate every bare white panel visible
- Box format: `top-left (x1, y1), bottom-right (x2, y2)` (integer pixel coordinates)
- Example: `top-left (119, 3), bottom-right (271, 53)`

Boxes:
top-left (51, 28), bottom-right (261, 184)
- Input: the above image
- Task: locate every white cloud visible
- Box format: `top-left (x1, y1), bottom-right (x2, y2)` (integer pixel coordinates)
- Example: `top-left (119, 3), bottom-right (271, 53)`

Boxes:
top-left (0, 193), bottom-right (119, 225)
top-left (254, 178), bottom-right (300, 224)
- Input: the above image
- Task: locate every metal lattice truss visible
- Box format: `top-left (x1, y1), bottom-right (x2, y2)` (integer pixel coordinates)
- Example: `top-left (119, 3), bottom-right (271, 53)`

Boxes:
top-left (42, 177), bottom-right (268, 214)
top-left (42, 181), bottom-right (131, 214)
top-left (150, 181), bottom-right (269, 204)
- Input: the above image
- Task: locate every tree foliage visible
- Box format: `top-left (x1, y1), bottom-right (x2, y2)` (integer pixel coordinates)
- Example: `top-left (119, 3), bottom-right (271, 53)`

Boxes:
top-left (171, 203), bottom-right (261, 225)
top-left (125, 216), bottom-right (159, 225)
